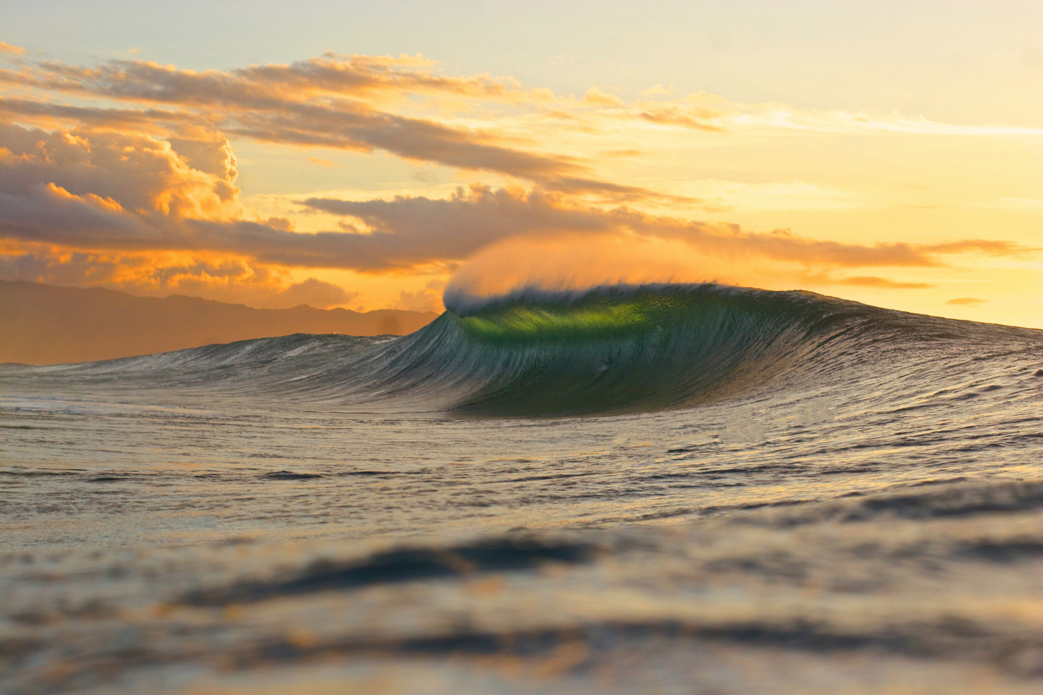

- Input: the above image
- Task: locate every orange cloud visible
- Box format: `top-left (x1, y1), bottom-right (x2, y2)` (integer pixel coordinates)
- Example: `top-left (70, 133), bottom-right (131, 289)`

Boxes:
top-left (947, 297), bottom-right (988, 306)
top-left (0, 123), bottom-right (240, 220)
top-left (0, 42), bottom-right (25, 55)
top-left (0, 241), bottom-right (356, 309)
top-left (391, 278), bottom-right (446, 313)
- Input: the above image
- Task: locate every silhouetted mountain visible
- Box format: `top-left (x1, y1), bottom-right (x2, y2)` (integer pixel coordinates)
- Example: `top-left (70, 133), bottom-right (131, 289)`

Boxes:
top-left (0, 281), bottom-right (438, 365)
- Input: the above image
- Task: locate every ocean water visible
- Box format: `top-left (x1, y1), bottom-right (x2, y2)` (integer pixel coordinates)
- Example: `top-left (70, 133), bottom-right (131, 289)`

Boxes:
top-left (1, 284), bottom-right (1042, 694)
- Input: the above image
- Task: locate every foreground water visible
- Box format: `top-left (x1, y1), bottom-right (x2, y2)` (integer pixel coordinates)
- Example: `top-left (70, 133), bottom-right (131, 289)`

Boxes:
top-left (1, 284), bottom-right (1041, 694)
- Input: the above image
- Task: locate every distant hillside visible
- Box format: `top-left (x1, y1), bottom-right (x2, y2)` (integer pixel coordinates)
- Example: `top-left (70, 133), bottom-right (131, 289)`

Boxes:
top-left (0, 281), bottom-right (439, 365)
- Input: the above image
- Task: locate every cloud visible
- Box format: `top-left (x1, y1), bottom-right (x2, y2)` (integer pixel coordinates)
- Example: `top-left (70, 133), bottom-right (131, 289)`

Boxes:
top-left (391, 278), bottom-right (446, 313)
top-left (640, 84), bottom-right (677, 98)
top-left (0, 95), bottom-right (201, 131)
top-left (3, 55), bottom-right (696, 201)
top-left (636, 104), bottom-right (726, 132)
top-left (583, 86), bottom-right (623, 107)
top-left (946, 297), bottom-right (988, 306)
top-left (0, 241), bottom-right (356, 309)
top-left (226, 102), bottom-right (585, 181)
top-left (308, 157), bottom-right (338, 168)
top-left (0, 90), bottom-right (618, 194)
top-left (832, 276), bottom-right (933, 289)
top-left (581, 87), bottom-right (728, 131)
top-left (252, 277), bottom-right (357, 309)
top-left (0, 124), bottom-right (258, 259)
top-left (48, 53), bottom-right (540, 106)
top-left (300, 185), bottom-right (616, 269)
top-left (923, 239), bottom-right (1032, 255)
top-left (11, 56), bottom-right (598, 187)
top-left (301, 185), bottom-right (1029, 272)
top-left (0, 123), bottom-right (240, 220)
top-left (7, 51), bottom-right (1042, 205)
top-left (993, 198), bottom-right (1043, 210)
top-left (748, 109), bottom-right (1043, 137)
top-left (0, 42), bottom-right (25, 56)
top-left (0, 116), bottom-right (1029, 278)
top-left (629, 92), bottom-right (729, 132)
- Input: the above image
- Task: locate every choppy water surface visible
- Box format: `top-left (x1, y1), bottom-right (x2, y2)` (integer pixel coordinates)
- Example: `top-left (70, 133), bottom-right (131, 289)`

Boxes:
top-left (2, 284), bottom-right (1041, 694)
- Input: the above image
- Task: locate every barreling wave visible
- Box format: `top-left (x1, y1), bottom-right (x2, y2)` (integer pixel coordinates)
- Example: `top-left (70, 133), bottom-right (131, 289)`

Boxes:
top-left (351, 283), bottom-right (1032, 416)
top-left (14, 283), bottom-right (1038, 417)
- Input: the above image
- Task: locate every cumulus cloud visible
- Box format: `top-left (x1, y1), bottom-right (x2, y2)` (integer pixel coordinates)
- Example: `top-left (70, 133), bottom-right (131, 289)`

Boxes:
top-left (0, 124), bottom-right (258, 262)
top-left (0, 123), bottom-right (240, 220)
top-left (265, 277), bottom-right (357, 309)
top-left (391, 278), bottom-right (446, 313)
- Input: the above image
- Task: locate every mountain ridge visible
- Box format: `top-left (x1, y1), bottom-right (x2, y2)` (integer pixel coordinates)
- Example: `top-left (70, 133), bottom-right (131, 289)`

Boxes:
top-left (0, 280), bottom-right (438, 365)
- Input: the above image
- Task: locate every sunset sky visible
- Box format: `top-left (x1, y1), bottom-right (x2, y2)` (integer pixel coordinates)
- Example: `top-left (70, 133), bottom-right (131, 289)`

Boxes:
top-left (1, 1), bottom-right (1040, 327)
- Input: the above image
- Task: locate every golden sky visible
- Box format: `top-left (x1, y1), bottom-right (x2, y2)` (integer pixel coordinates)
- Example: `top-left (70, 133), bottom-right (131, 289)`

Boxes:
top-left (0, 3), bottom-right (1041, 327)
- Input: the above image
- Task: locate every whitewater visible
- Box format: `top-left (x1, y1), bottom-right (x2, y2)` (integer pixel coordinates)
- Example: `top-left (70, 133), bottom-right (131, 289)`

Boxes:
top-left (2, 284), bottom-right (1042, 694)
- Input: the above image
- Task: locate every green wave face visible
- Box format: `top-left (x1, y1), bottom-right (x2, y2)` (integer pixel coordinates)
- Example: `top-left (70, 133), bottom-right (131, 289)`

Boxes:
top-left (399, 285), bottom-right (858, 416)
top-left (455, 292), bottom-right (689, 344)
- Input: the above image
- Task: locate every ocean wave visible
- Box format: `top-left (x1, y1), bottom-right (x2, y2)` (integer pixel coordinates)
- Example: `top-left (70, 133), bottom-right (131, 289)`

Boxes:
top-left (7, 283), bottom-right (1040, 417)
